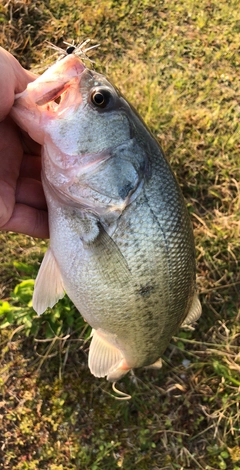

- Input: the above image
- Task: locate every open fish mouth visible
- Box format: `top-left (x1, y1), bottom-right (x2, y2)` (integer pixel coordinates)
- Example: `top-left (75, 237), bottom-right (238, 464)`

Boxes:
top-left (11, 54), bottom-right (86, 144)
top-left (33, 76), bottom-right (84, 117)
top-left (14, 54), bottom-right (86, 115)
top-left (35, 80), bottom-right (73, 106)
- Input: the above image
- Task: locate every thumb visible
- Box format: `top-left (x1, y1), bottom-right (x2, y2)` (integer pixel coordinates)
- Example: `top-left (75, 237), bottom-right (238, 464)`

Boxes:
top-left (0, 47), bottom-right (36, 121)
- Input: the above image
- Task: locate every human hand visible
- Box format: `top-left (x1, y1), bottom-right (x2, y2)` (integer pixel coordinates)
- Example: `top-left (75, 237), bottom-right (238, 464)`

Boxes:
top-left (0, 47), bottom-right (49, 238)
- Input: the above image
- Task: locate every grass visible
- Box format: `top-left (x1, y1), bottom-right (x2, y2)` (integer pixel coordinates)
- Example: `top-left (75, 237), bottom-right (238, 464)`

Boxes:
top-left (0, 0), bottom-right (239, 468)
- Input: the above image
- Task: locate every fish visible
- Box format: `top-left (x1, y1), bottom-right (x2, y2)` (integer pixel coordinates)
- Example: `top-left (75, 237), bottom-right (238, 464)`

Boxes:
top-left (11, 52), bottom-right (202, 383)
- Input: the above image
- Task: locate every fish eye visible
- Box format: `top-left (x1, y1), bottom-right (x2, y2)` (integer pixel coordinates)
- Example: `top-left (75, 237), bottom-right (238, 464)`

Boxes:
top-left (91, 89), bottom-right (110, 108)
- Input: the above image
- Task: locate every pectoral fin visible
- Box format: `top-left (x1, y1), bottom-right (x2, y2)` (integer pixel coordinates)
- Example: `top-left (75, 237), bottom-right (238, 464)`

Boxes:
top-left (181, 293), bottom-right (202, 327)
top-left (78, 213), bottom-right (131, 286)
top-left (32, 247), bottom-right (65, 315)
top-left (91, 223), bottom-right (131, 285)
top-left (88, 329), bottom-right (129, 381)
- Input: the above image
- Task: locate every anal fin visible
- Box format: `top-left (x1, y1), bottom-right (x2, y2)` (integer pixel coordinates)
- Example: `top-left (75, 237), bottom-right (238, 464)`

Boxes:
top-left (88, 329), bottom-right (129, 381)
top-left (32, 247), bottom-right (65, 315)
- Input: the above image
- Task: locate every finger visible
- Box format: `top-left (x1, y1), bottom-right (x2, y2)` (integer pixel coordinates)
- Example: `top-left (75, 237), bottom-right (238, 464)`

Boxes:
top-left (15, 177), bottom-right (47, 210)
top-left (20, 155), bottom-right (42, 181)
top-left (1, 203), bottom-right (49, 239)
top-left (0, 180), bottom-right (15, 229)
top-left (0, 118), bottom-right (22, 226)
top-left (21, 131), bottom-right (41, 156)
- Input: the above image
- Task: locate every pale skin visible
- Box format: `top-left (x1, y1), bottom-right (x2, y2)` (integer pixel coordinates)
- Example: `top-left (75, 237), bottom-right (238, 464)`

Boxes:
top-left (0, 47), bottom-right (48, 238)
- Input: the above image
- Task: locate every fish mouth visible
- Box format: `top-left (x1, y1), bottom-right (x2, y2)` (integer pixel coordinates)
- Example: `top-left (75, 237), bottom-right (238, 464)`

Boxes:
top-left (34, 56), bottom-right (87, 114)
top-left (34, 77), bottom-right (82, 116)
top-left (16, 54), bottom-right (87, 114)
top-left (35, 80), bottom-right (73, 106)
top-left (11, 55), bottom-right (87, 144)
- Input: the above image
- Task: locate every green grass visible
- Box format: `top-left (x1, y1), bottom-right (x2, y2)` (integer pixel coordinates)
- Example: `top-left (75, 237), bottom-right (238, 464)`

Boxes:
top-left (0, 0), bottom-right (240, 469)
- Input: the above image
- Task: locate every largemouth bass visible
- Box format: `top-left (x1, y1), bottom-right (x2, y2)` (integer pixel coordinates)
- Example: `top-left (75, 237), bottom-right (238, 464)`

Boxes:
top-left (11, 52), bottom-right (201, 382)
